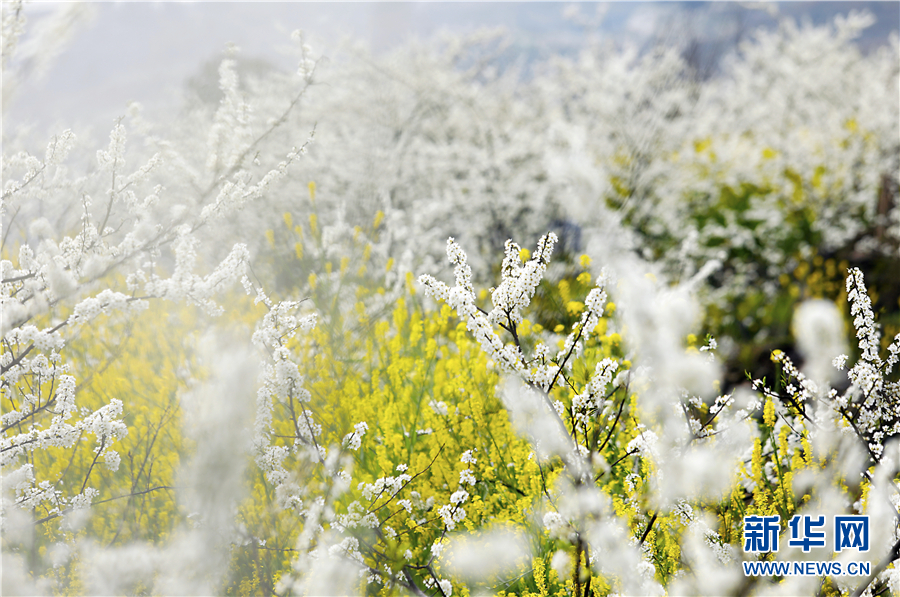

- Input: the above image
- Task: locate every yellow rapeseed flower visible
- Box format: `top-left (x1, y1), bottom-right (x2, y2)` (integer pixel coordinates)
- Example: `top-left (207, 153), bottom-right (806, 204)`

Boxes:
top-left (764, 398), bottom-right (775, 428)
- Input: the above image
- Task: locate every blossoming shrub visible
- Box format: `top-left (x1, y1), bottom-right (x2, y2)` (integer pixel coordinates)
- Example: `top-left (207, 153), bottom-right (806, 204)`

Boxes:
top-left (229, 215), bottom-right (657, 595)
top-left (234, 220), bottom-right (550, 593)
top-left (8, 301), bottom-right (198, 595)
top-left (2, 5), bottom-right (316, 591)
top-left (4, 3), bottom-right (900, 595)
top-left (412, 234), bottom-right (899, 596)
top-left (216, 9), bottom-right (897, 389)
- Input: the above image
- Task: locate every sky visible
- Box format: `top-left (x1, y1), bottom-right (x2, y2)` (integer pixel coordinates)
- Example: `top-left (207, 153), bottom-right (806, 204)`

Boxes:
top-left (4, 2), bottom-right (898, 138)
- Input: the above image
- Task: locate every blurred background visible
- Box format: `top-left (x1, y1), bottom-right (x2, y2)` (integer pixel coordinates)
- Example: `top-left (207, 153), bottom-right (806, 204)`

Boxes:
top-left (7, 2), bottom-right (899, 135)
top-left (5, 1), bottom-right (899, 385)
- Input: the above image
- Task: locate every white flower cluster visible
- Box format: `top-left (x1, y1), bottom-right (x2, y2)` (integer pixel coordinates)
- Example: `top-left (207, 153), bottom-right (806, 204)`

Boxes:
top-left (432, 452), bottom-right (481, 535)
top-left (420, 237), bottom-right (527, 373)
top-left (358, 472), bottom-right (412, 502)
top-left (572, 358), bottom-right (619, 433)
top-left (420, 234), bottom-right (615, 400)
top-left (542, 511), bottom-right (570, 540)
top-left (327, 536), bottom-right (364, 566)
top-left (841, 269), bottom-right (900, 460)
top-left (422, 574), bottom-right (453, 596)
top-left (2, 381), bottom-right (127, 519)
top-left (141, 239), bottom-right (253, 316)
top-left (553, 280), bottom-right (609, 370)
top-left (490, 235), bottom-right (558, 328)
top-left (2, 56), bottom-right (314, 527)
top-left (754, 268), bottom-right (900, 463)
top-left (342, 421), bottom-right (368, 451)
top-left (205, 56), bottom-right (252, 173)
top-left (291, 30), bottom-right (317, 82)
top-left (626, 429), bottom-right (660, 463)
top-left (70, 289), bottom-right (148, 325)
top-left (251, 300), bottom-right (323, 516)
